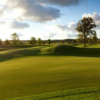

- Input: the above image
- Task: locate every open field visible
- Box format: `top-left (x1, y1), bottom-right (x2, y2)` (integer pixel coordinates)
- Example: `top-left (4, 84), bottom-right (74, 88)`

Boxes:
top-left (0, 44), bottom-right (100, 99)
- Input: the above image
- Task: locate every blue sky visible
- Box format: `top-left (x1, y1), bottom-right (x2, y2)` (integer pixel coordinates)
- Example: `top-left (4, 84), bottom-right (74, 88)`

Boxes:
top-left (0, 0), bottom-right (100, 40)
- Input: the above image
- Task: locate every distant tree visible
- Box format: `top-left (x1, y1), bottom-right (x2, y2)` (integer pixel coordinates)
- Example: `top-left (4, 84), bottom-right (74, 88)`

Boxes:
top-left (73, 40), bottom-right (76, 43)
top-left (11, 33), bottom-right (19, 45)
top-left (0, 39), bottom-right (3, 46)
top-left (29, 37), bottom-right (36, 45)
top-left (5, 39), bottom-right (10, 45)
top-left (92, 32), bottom-right (97, 43)
top-left (76, 17), bottom-right (97, 47)
top-left (42, 41), bottom-right (45, 45)
top-left (68, 41), bottom-right (71, 44)
top-left (18, 41), bottom-right (23, 45)
top-left (97, 39), bottom-right (100, 44)
top-left (48, 39), bottom-right (51, 45)
top-left (61, 40), bottom-right (64, 44)
top-left (37, 38), bottom-right (41, 45)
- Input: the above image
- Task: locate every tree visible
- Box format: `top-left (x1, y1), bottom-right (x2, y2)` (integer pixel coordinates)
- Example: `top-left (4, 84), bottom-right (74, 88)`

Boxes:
top-left (0, 39), bottom-right (3, 46)
top-left (37, 38), bottom-right (41, 45)
top-left (11, 33), bottom-right (19, 45)
top-left (5, 39), bottom-right (10, 45)
top-left (92, 31), bottom-right (97, 43)
top-left (42, 41), bottom-right (45, 45)
top-left (29, 37), bottom-right (36, 45)
top-left (48, 39), bottom-right (51, 45)
top-left (61, 40), bottom-right (64, 44)
top-left (76, 17), bottom-right (97, 47)
top-left (77, 34), bottom-right (84, 43)
top-left (73, 40), bottom-right (76, 43)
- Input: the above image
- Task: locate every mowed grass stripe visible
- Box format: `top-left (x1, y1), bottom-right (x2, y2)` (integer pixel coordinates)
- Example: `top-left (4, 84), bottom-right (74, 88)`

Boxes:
top-left (0, 56), bottom-right (100, 99)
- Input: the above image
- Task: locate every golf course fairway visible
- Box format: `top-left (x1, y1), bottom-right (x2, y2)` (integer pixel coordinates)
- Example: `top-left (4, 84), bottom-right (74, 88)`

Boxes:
top-left (0, 56), bottom-right (100, 100)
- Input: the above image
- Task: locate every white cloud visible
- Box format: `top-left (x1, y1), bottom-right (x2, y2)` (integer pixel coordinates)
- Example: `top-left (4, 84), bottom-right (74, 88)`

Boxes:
top-left (57, 22), bottom-right (77, 32)
top-left (42, 33), bottom-right (56, 39)
top-left (0, 7), bottom-right (6, 18)
top-left (57, 25), bottom-right (68, 30)
top-left (44, 23), bottom-right (78, 39)
top-left (0, 21), bottom-right (6, 25)
top-left (17, 33), bottom-right (23, 37)
top-left (68, 22), bottom-right (77, 32)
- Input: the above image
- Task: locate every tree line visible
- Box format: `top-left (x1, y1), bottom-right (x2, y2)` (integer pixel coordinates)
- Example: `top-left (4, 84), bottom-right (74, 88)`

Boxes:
top-left (0, 33), bottom-right (52, 46)
top-left (0, 17), bottom-right (99, 47)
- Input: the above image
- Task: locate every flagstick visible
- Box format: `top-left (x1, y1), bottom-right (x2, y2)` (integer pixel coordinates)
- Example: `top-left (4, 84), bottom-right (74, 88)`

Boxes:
top-left (57, 43), bottom-right (59, 60)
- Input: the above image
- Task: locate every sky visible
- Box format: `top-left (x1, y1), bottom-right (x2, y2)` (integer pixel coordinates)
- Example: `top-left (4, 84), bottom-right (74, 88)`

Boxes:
top-left (0, 0), bottom-right (100, 40)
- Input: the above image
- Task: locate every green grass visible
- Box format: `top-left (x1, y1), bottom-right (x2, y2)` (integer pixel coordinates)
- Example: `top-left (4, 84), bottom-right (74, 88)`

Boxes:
top-left (1, 44), bottom-right (100, 63)
top-left (0, 44), bottom-right (100, 99)
top-left (0, 56), bottom-right (100, 99)
top-left (8, 86), bottom-right (100, 100)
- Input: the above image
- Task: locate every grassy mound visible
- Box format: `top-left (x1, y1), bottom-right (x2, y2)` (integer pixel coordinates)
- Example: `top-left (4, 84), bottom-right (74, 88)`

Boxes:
top-left (0, 44), bottom-right (100, 62)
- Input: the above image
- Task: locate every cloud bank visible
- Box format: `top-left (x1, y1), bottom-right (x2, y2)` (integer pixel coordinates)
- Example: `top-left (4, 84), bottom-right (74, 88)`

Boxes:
top-left (38, 0), bottom-right (82, 7)
top-left (1, 0), bottom-right (61, 22)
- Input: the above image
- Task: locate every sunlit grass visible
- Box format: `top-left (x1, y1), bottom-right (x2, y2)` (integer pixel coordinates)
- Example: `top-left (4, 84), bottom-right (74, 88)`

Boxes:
top-left (0, 56), bottom-right (100, 99)
top-left (0, 44), bottom-right (100, 99)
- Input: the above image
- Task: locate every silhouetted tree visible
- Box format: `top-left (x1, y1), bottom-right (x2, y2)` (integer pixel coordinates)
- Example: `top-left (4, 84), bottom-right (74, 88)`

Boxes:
top-left (48, 39), bottom-right (51, 45)
top-left (29, 37), bottom-right (36, 45)
top-left (73, 40), bottom-right (76, 43)
top-left (11, 33), bottom-right (19, 45)
top-left (5, 39), bottom-right (10, 45)
top-left (42, 41), bottom-right (45, 45)
top-left (37, 38), bottom-right (41, 45)
top-left (61, 40), bottom-right (64, 44)
top-left (76, 17), bottom-right (97, 47)
top-left (0, 39), bottom-right (3, 46)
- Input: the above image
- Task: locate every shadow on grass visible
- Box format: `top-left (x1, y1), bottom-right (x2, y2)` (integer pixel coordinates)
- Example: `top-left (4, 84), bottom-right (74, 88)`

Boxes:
top-left (56, 45), bottom-right (100, 57)
top-left (0, 47), bottom-right (41, 63)
top-left (1, 45), bottom-right (100, 62)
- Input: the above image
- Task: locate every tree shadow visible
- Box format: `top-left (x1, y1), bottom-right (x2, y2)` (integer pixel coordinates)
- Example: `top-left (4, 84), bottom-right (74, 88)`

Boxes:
top-left (0, 47), bottom-right (41, 62)
top-left (55, 45), bottom-right (100, 57)
top-left (1, 45), bottom-right (100, 63)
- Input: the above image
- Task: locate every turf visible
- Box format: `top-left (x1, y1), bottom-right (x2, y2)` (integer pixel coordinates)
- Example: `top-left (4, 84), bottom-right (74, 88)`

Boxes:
top-left (0, 44), bottom-right (100, 99)
top-left (8, 86), bottom-right (100, 100)
top-left (0, 56), bottom-right (100, 99)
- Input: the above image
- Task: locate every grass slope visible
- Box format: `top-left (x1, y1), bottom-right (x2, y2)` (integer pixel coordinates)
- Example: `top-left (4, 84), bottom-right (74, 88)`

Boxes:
top-left (1, 44), bottom-right (100, 63)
